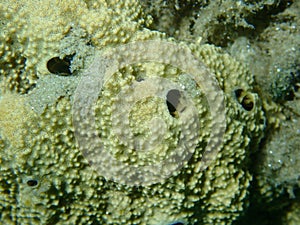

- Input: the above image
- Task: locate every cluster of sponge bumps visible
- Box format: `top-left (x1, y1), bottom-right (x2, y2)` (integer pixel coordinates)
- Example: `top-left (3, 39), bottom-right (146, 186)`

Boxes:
top-left (0, 0), bottom-right (266, 224)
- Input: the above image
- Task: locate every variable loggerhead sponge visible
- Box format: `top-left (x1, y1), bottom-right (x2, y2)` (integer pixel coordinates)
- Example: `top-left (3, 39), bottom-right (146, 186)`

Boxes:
top-left (0, 0), bottom-right (266, 224)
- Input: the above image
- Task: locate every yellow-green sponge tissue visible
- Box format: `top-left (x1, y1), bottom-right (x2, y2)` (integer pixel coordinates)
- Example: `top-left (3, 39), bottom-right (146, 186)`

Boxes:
top-left (1, 0), bottom-right (285, 224)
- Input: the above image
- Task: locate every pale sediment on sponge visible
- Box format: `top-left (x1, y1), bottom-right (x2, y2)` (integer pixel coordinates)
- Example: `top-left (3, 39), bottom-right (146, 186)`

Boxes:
top-left (27, 75), bottom-right (80, 114)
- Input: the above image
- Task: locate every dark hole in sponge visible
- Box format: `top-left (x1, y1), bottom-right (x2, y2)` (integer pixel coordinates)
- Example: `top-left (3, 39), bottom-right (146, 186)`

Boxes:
top-left (166, 89), bottom-right (181, 117)
top-left (27, 179), bottom-right (38, 187)
top-left (169, 222), bottom-right (185, 225)
top-left (241, 95), bottom-right (254, 111)
top-left (47, 54), bottom-right (74, 75)
top-left (234, 89), bottom-right (243, 98)
top-left (234, 88), bottom-right (254, 111)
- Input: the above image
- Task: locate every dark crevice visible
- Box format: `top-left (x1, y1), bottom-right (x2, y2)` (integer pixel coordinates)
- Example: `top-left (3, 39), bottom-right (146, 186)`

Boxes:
top-left (26, 179), bottom-right (38, 187)
top-left (166, 89), bottom-right (181, 118)
top-left (47, 54), bottom-right (75, 76)
top-left (234, 89), bottom-right (254, 111)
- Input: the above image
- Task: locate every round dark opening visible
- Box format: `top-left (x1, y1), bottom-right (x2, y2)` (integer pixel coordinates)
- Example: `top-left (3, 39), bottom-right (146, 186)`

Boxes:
top-left (166, 89), bottom-right (181, 118)
top-left (27, 179), bottom-right (38, 187)
top-left (47, 55), bottom-right (74, 75)
top-left (169, 222), bottom-right (184, 225)
top-left (234, 89), bottom-right (254, 111)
